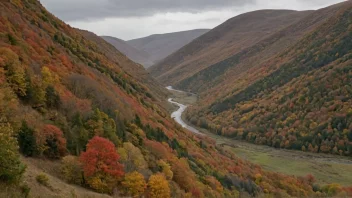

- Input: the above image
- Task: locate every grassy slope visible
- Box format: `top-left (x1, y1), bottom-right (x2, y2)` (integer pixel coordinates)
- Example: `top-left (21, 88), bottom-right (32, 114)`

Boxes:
top-left (0, 157), bottom-right (111, 198)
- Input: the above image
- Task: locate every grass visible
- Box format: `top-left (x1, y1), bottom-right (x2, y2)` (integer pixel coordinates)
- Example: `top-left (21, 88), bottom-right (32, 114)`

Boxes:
top-left (168, 89), bottom-right (197, 106)
top-left (228, 145), bottom-right (352, 186)
top-left (19, 157), bottom-right (111, 198)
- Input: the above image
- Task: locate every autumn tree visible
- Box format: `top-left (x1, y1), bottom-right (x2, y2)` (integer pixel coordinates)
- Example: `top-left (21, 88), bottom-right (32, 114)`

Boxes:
top-left (41, 66), bottom-right (57, 86)
top-left (0, 47), bottom-right (27, 96)
top-left (157, 160), bottom-right (173, 180)
top-left (31, 76), bottom-right (46, 107)
top-left (121, 171), bottom-right (146, 197)
top-left (171, 158), bottom-right (195, 191)
top-left (85, 109), bottom-right (120, 146)
top-left (45, 85), bottom-right (61, 109)
top-left (117, 142), bottom-right (148, 172)
top-left (40, 124), bottom-right (67, 158)
top-left (0, 118), bottom-right (26, 183)
top-left (79, 136), bottom-right (124, 193)
top-left (67, 113), bottom-right (89, 155)
top-left (148, 174), bottom-right (170, 198)
top-left (61, 156), bottom-right (83, 185)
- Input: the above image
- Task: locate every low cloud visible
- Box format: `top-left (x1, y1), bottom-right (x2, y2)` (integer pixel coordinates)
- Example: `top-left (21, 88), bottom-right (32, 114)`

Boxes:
top-left (40, 0), bottom-right (254, 21)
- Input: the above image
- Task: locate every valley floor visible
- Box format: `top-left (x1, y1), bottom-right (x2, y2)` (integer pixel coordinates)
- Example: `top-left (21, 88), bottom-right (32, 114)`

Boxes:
top-left (168, 88), bottom-right (352, 186)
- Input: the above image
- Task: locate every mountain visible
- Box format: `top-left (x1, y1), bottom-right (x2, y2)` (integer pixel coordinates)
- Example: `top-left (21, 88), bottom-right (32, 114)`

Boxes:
top-left (149, 10), bottom-right (312, 84)
top-left (150, 1), bottom-right (352, 156)
top-left (1, 0), bottom-right (341, 198)
top-left (101, 36), bottom-right (155, 68)
top-left (128, 29), bottom-right (209, 65)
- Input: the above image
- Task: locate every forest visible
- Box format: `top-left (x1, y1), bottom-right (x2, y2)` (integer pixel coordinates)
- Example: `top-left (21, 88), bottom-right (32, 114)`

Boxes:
top-left (0, 0), bottom-right (351, 197)
top-left (184, 3), bottom-right (352, 157)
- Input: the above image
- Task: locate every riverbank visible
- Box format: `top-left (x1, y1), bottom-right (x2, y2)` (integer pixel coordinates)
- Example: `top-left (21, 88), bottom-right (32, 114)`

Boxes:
top-left (166, 86), bottom-right (201, 134)
top-left (166, 86), bottom-right (352, 186)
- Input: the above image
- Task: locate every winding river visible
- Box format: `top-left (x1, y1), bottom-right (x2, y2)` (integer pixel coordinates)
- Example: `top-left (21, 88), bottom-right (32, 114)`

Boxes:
top-left (166, 86), bottom-right (202, 135)
top-left (165, 87), bottom-right (352, 185)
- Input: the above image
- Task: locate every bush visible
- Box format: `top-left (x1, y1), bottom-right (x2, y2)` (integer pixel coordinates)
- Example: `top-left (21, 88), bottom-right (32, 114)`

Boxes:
top-left (36, 173), bottom-right (49, 187)
top-left (20, 183), bottom-right (31, 198)
top-left (61, 156), bottom-right (83, 185)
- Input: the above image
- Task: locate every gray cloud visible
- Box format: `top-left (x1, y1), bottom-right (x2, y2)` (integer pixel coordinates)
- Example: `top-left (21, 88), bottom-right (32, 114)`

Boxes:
top-left (40, 0), bottom-right (346, 40)
top-left (40, 0), bottom-right (255, 21)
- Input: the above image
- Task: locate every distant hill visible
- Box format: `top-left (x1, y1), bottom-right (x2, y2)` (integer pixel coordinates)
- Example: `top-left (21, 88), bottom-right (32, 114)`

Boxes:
top-left (127, 29), bottom-right (209, 66)
top-left (150, 1), bottom-right (352, 156)
top-left (101, 36), bottom-right (154, 68)
top-left (149, 10), bottom-right (312, 85)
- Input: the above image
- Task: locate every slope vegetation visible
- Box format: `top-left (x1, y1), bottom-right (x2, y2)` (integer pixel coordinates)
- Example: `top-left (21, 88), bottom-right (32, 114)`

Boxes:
top-left (0, 0), bottom-right (351, 198)
top-left (180, 1), bottom-right (352, 156)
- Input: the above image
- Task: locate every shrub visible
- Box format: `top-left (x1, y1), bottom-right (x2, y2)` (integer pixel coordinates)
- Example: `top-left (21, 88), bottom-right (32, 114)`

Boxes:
top-left (20, 183), bottom-right (31, 198)
top-left (61, 156), bottom-right (83, 185)
top-left (36, 173), bottom-right (49, 187)
top-left (322, 183), bottom-right (343, 196)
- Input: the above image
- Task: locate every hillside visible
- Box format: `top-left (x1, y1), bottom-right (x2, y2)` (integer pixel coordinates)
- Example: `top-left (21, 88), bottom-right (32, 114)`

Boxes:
top-left (149, 10), bottom-right (312, 85)
top-left (175, 1), bottom-right (352, 156)
top-left (128, 29), bottom-right (209, 65)
top-left (3, 0), bottom-right (349, 198)
top-left (101, 36), bottom-right (155, 68)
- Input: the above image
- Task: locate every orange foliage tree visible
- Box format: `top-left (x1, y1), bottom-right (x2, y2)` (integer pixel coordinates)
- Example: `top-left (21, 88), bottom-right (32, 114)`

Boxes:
top-left (79, 136), bottom-right (124, 193)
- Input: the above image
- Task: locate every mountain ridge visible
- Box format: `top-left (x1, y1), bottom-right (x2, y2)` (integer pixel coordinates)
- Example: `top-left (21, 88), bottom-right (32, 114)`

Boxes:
top-left (101, 36), bottom-right (154, 68)
top-left (149, 9), bottom-right (312, 84)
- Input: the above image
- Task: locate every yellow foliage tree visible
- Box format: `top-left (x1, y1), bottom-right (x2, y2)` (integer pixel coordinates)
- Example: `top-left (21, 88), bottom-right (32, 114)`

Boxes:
top-left (148, 174), bottom-right (170, 198)
top-left (0, 118), bottom-right (26, 183)
top-left (41, 66), bottom-right (58, 87)
top-left (121, 171), bottom-right (146, 197)
top-left (0, 47), bottom-right (27, 96)
top-left (61, 156), bottom-right (83, 185)
top-left (118, 142), bottom-right (148, 172)
top-left (157, 160), bottom-right (173, 180)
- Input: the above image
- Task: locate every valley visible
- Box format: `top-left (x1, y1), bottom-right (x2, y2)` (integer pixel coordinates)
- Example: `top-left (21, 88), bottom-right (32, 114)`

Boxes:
top-left (1, 0), bottom-right (352, 197)
top-left (167, 87), bottom-right (352, 186)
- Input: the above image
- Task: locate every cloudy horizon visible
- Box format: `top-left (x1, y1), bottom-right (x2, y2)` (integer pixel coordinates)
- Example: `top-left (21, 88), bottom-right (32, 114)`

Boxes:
top-left (40, 0), bottom-right (346, 40)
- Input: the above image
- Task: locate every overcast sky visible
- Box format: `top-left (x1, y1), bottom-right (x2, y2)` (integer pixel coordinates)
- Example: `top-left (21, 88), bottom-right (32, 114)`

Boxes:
top-left (40, 0), bottom-right (345, 40)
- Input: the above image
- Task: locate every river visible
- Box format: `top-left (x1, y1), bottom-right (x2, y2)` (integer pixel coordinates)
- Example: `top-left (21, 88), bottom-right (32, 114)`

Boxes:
top-left (166, 86), bottom-right (202, 135)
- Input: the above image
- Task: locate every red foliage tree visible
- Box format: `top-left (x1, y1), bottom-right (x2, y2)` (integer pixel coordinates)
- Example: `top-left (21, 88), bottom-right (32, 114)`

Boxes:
top-left (79, 136), bottom-right (124, 193)
top-left (41, 124), bottom-right (67, 158)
